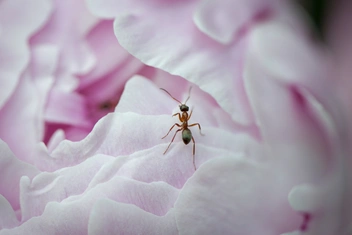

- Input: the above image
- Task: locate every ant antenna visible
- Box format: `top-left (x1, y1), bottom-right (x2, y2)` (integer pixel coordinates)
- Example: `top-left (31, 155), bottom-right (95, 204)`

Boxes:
top-left (184, 86), bottom-right (192, 104)
top-left (160, 88), bottom-right (182, 104)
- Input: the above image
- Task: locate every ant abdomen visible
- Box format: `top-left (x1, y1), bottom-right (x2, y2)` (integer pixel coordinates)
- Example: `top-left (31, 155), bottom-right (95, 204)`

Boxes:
top-left (182, 129), bottom-right (192, 145)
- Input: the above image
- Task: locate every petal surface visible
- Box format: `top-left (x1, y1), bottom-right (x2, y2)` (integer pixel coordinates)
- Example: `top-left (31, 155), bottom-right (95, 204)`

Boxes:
top-left (0, 0), bottom-right (52, 108)
top-left (88, 199), bottom-right (178, 235)
top-left (88, 0), bottom-right (257, 125)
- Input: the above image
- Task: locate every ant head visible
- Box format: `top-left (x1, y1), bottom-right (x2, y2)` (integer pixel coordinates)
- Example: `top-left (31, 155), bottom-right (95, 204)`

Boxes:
top-left (179, 104), bottom-right (189, 112)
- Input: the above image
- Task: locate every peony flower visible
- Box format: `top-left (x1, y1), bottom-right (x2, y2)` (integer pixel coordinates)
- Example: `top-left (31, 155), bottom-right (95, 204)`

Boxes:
top-left (0, 0), bottom-right (350, 235)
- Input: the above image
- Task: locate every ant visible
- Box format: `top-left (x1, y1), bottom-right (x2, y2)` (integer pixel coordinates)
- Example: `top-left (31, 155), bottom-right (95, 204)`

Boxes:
top-left (160, 86), bottom-right (204, 170)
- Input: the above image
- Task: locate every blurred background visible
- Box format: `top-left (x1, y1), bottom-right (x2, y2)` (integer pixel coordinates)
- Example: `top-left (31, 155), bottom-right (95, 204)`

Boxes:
top-left (298, 0), bottom-right (328, 38)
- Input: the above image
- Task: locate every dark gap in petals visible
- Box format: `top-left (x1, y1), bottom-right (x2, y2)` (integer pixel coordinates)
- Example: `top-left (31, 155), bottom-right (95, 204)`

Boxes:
top-left (290, 85), bottom-right (306, 108)
top-left (43, 123), bottom-right (70, 144)
top-left (300, 212), bottom-right (311, 231)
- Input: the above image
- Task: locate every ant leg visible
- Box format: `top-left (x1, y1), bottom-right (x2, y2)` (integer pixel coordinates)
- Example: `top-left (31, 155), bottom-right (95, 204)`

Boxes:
top-left (162, 123), bottom-right (182, 139)
top-left (172, 113), bottom-right (183, 122)
top-left (191, 137), bottom-right (196, 170)
top-left (189, 123), bottom-right (205, 136)
top-left (163, 129), bottom-right (182, 155)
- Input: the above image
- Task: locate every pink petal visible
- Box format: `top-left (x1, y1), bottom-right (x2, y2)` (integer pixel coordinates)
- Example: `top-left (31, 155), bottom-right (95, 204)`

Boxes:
top-left (117, 75), bottom-right (253, 135)
top-left (96, 142), bottom-right (253, 189)
top-left (79, 56), bottom-right (144, 124)
top-left (88, 0), bottom-right (255, 125)
top-left (44, 89), bottom-right (91, 128)
top-left (245, 21), bottom-right (347, 233)
top-left (326, 0), bottom-right (352, 230)
top-left (0, 46), bottom-right (58, 161)
top-left (246, 20), bottom-right (338, 118)
top-left (45, 75), bottom-right (258, 172)
top-left (30, 0), bottom-right (98, 75)
top-left (115, 75), bottom-right (176, 115)
top-left (193, 0), bottom-right (273, 44)
top-left (79, 20), bottom-right (137, 88)
top-left (2, 178), bottom-right (179, 234)
top-left (0, 140), bottom-right (39, 211)
top-left (174, 156), bottom-right (301, 234)
top-left (20, 154), bottom-right (113, 222)
top-left (0, 0), bottom-right (52, 108)
top-left (0, 195), bottom-right (19, 229)
top-left (88, 199), bottom-right (178, 235)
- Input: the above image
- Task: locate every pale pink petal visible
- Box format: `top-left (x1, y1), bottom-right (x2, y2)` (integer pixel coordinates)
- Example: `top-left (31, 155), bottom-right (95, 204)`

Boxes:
top-left (174, 156), bottom-right (301, 235)
top-left (30, 0), bottom-right (98, 75)
top-left (20, 154), bottom-right (113, 222)
top-left (115, 75), bottom-right (176, 115)
top-left (0, 140), bottom-right (39, 211)
top-left (79, 20), bottom-right (136, 88)
top-left (88, 140), bottom-right (253, 190)
top-left (88, 0), bottom-right (256, 125)
top-left (46, 129), bottom-right (65, 152)
top-left (245, 21), bottom-right (347, 233)
top-left (246, 20), bottom-right (338, 118)
top-left (326, 0), bottom-right (352, 230)
top-left (79, 56), bottom-right (144, 124)
top-left (1, 178), bottom-right (178, 235)
top-left (117, 75), bottom-right (251, 134)
top-left (44, 89), bottom-right (91, 128)
top-left (33, 111), bottom-right (187, 171)
top-left (88, 199), bottom-right (177, 235)
top-left (0, 195), bottom-right (19, 229)
top-left (288, 176), bottom-right (345, 235)
top-left (194, 0), bottom-right (274, 44)
top-left (0, 46), bottom-right (58, 161)
top-left (45, 75), bottom-right (258, 172)
top-left (0, 0), bottom-right (52, 108)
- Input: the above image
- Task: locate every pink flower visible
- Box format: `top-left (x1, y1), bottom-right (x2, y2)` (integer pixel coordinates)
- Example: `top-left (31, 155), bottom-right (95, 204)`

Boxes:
top-left (0, 0), bottom-right (350, 235)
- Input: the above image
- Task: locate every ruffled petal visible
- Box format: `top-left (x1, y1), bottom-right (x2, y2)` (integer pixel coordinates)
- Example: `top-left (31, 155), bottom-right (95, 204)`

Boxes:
top-left (193, 0), bottom-right (274, 44)
top-left (20, 154), bottom-right (113, 222)
top-left (88, 0), bottom-right (257, 125)
top-left (0, 140), bottom-right (39, 211)
top-left (0, 195), bottom-right (19, 229)
top-left (88, 199), bottom-right (178, 235)
top-left (0, 45), bottom-right (58, 161)
top-left (245, 20), bottom-right (347, 233)
top-left (174, 156), bottom-right (301, 235)
top-left (0, 177), bottom-right (179, 235)
top-left (0, 0), bottom-right (52, 108)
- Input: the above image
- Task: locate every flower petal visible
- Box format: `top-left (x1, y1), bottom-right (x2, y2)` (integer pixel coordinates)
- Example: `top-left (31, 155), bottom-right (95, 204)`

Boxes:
top-left (193, 0), bottom-right (273, 44)
top-left (0, 195), bottom-right (19, 229)
top-left (0, 177), bottom-right (179, 234)
top-left (0, 46), bottom-right (58, 161)
top-left (88, 199), bottom-right (178, 235)
top-left (0, 140), bottom-right (39, 211)
top-left (0, 0), bottom-right (52, 108)
top-left (174, 156), bottom-right (301, 235)
top-left (245, 20), bottom-right (347, 233)
top-left (30, 0), bottom-right (98, 75)
top-left (20, 154), bottom-right (113, 221)
top-left (88, 0), bottom-right (255, 125)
